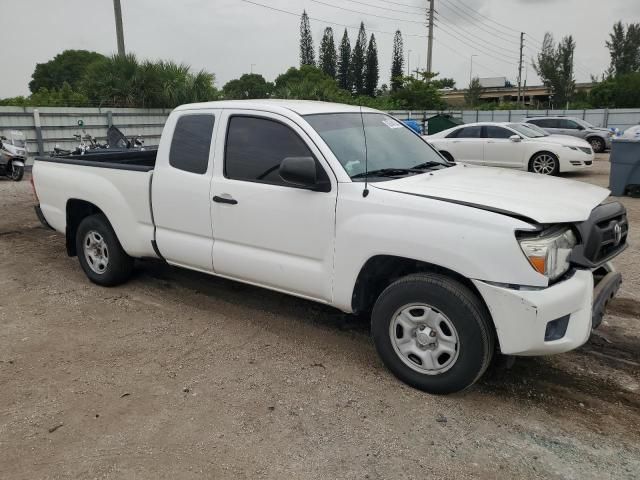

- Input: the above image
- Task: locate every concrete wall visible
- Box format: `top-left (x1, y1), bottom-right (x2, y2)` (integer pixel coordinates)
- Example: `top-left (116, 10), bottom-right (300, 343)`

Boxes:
top-left (2, 106), bottom-right (639, 163)
top-left (0, 106), bottom-right (170, 160)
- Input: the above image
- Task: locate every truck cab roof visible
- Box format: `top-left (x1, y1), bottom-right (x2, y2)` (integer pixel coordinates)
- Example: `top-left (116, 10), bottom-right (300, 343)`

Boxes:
top-left (173, 99), bottom-right (379, 116)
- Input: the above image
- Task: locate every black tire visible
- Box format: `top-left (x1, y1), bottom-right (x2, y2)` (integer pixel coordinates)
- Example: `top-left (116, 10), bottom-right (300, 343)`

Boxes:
top-left (588, 137), bottom-right (605, 153)
top-left (528, 152), bottom-right (560, 176)
top-left (439, 151), bottom-right (454, 163)
top-left (371, 273), bottom-right (494, 395)
top-left (75, 214), bottom-right (134, 286)
top-left (10, 165), bottom-right (24, 181)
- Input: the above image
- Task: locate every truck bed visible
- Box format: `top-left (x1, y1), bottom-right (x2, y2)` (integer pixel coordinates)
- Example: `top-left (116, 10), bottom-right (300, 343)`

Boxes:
top-left (33, 150), bottom-right (158, 258)
top-left (36, 149), bottom-right (157, 171)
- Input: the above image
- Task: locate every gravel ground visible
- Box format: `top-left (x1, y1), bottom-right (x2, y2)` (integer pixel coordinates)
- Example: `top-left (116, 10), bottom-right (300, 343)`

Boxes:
top-left (1, 155), bottom-right (639, 479)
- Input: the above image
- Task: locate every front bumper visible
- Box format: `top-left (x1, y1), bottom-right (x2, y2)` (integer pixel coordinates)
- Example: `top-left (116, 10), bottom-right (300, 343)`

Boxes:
top-left (473, 266), bottom-right (619, 356)
top-left (559, 150), bottom-right (595, 172)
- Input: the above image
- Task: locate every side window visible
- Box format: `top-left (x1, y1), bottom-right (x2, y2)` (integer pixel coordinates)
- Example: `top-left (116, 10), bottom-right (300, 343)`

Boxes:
top-left (456, 126), bottom-right (482, 138)
top-left (560, 119), bottom-right (579, 129)
top-left (169, 114), bottom-right (215, 174)
top-left (485, 126), bottom-right (514, 139)
top-left (527, 119), bottom-right (543, 127)
top-left (446, 128), bottom-right (462, 138)
top-left (545, 119), bottom-right (560, 128)
top-left (225, 116), bottom-right (325, 187)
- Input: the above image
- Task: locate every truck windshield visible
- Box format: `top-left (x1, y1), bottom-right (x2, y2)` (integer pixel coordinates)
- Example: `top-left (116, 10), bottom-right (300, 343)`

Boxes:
top-left (304, 113), bottom-right (449, 181)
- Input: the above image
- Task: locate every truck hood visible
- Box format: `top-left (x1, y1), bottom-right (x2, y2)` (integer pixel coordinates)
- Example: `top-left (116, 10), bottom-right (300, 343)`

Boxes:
top-left (373, 165), bottom-right (610, 224)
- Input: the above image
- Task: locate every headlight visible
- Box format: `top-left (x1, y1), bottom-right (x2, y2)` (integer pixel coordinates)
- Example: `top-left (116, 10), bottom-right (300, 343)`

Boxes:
top-left (518, 227), bottom-right (577, 281)
top-left (564, 145), bottom-right (578, 150)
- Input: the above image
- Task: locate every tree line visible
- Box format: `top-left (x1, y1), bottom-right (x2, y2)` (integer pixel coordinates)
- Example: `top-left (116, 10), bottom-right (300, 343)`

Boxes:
top-left (2, 17), bottom-right (639, 110)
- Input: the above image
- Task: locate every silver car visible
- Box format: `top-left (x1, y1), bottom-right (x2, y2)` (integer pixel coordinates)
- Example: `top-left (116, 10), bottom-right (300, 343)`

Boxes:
top-left (523, 116), bottom-right (613, 153)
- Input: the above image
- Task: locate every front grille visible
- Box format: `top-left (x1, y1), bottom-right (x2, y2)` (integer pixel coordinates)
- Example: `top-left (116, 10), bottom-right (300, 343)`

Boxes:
top-left (569, 202), bottom-right (628, 268)
top-left (579, 147), bottom-right (592, 155)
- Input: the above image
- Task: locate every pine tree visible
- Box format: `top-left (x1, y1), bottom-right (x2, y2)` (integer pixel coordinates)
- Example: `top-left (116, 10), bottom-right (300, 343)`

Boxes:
top-left (337, 29), bottom-right (351, 91)
top-left (364, 34), bottom-right (379, 97)
top-left (533, 32), bottom-right (576, 106)
top-left (299, 11), bottom-right (315, 67)
top-left (606, 21), bottom-right (640, 77)
top-left (390, 30), bottom-right (404, 92)
top-left (319, 27), bottom-right (337, 79)
top-left (350, 22), bottom-right (367, 95)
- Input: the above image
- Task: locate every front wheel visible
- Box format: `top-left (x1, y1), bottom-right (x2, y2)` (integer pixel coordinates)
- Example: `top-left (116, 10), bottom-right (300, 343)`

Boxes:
top-left (529, 152), bottom-right (559, 175)
top-left (10, 165), bottom-right (24, 181)
top-left (371, 273), bottom-right (494, 394)
top-left (588, 137), bottom-right (605, 153)
top-left (75, 214), bottom-right (134, 286)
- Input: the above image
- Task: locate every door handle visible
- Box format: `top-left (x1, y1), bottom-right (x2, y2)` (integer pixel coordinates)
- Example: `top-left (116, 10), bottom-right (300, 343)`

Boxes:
top-left (213, 195), bottom-right (238, 205)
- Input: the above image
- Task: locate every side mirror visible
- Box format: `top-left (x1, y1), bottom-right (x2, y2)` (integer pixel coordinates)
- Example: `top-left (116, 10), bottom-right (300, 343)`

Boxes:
top-left (509, 135), bottom-right (522, 142)
top-left (576, 125), bottom-right (585, 131)
top-left (279, 156), bottom-right (323, 190)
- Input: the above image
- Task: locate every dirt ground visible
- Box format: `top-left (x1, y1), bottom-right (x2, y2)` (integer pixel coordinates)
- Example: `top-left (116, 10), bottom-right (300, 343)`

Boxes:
top-left (1, 156), bottom-right (639, 479)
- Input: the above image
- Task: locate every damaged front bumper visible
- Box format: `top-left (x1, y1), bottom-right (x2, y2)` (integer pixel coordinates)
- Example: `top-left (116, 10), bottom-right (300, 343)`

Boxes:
top-left (473, 263), bottom-right (621, 357)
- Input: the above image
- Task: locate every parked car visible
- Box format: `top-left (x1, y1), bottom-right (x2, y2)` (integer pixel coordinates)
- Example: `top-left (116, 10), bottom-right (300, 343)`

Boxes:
top-left (523, 116), bottom-right (613, 153)
top-left (426, 122), bottom-right (594, 175)
top-left (32, 100), bottom-right (627, 395)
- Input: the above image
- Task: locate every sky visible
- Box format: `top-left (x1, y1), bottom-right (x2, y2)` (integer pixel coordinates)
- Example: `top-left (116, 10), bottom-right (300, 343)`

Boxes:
top-left (2, 0), bottom-right (640, 97)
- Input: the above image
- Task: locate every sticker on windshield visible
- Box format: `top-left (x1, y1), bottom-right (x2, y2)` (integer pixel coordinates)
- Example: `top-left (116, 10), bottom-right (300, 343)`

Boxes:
top-left (382, 119), bottom-right (403, 129)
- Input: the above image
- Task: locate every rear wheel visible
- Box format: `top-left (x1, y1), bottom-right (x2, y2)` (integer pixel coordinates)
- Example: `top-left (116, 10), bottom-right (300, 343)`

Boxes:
top-left (10, 164), bottom-right (24, 181)
top-left (371, 273), bottom-right (494, 394)
top-left (75, 214), bottom-right (134, 286)
top-left (588, 137), bottom-right (605, 153)
top-left (529, 152), bottom-right (559, 175)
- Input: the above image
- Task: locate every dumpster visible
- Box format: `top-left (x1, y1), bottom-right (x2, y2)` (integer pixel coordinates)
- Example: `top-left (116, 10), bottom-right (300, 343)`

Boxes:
top-left (425, 114), bottom-right (463, 136)
top-left (609, 138), bottom-right (640, 197)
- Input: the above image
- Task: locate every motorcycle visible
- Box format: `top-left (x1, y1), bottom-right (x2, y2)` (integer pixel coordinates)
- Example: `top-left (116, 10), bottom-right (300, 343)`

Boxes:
top-left (52, 126), bottom-right (144, 157)
top-left (0, 130), bottom-right (27, 181)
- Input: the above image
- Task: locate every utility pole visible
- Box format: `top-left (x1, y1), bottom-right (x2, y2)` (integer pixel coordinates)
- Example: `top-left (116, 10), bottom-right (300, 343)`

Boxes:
top-left (407, 49), bottom-right (412, 76)
top-left (426, 0), bottom-right (435, 74)
top-left (517, 32), bottom-right (524, 105)
top-left (113, 0), bottom-right (126, 56)
top-left (470, 54), bottom-right (478, 84)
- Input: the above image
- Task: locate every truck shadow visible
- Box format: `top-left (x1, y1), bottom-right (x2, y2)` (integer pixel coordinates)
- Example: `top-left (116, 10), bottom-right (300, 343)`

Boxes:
top-left (135, 258), bottom-right (640, 416)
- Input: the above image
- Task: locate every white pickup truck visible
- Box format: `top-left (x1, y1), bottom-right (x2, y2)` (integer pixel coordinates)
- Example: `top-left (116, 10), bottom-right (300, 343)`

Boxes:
top-left (32, 100), bottom-right (628, 394)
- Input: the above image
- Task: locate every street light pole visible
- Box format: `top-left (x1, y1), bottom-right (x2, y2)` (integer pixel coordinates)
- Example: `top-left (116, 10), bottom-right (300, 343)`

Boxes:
top-left (112, 0), bottom-right (126, 56)
top-left (407, 49), bottom-right (412, 76)
top-left (250, 64), bottom-right (256, 74)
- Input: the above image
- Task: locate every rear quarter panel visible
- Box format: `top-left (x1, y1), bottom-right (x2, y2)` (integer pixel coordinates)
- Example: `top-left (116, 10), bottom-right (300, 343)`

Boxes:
top-left (33, 161), bottom-right (156, 258)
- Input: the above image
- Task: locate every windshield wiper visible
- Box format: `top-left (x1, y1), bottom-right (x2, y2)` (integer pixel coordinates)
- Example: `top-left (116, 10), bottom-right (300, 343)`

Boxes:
top-left (351, 168), bottom-right (424, 179)
top-left (411, 160), bottom-right (449, 169)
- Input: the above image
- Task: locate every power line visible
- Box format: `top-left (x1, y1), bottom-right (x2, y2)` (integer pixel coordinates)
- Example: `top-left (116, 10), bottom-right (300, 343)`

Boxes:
top-left (434, 39), bottom-right (508, 78)
top-left (447, 0), bottom-right (522, 34)
top-left (438, 0), bottom-right (520, 44)
top-left (435, 10), bottom-right (521, 57)
top-left (310, 0), bottom-right (427, 25)
top-left (239, 0), bottom-right (427, 38)
top-left (434, 23), bottom-right (520, 66)
top-left (341, 0), bottom-right (424, 15)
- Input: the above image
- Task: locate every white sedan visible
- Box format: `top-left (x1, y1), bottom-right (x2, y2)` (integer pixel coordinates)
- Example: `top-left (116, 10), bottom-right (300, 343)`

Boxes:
top-left (425, 122), bottom-right (594, 175)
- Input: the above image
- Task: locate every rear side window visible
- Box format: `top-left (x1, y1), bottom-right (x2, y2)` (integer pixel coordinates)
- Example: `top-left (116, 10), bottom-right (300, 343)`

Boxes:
top-left (225, 116), bottom-right (318, 186)
top-left (532, 118), bottom-right (558, 128)
top-left (169, 114), bottom-right (215, 174)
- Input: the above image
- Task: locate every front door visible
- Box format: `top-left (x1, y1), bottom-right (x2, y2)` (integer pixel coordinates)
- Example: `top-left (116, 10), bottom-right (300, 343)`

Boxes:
top-left (210, 111), bottom-right (337, 302)
top-left (483, 125), bottom-right (524, 168)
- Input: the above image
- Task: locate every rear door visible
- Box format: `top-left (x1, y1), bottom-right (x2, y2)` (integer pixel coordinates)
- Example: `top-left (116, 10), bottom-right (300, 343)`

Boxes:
top-left (442, 126), bottom-right (484, 165)
top-left (152, 109), bottom-right (220, 272)
top-left (483, 125), bottom-right (525, 168)
top-left (209, 110), bottom-right (337, 302)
